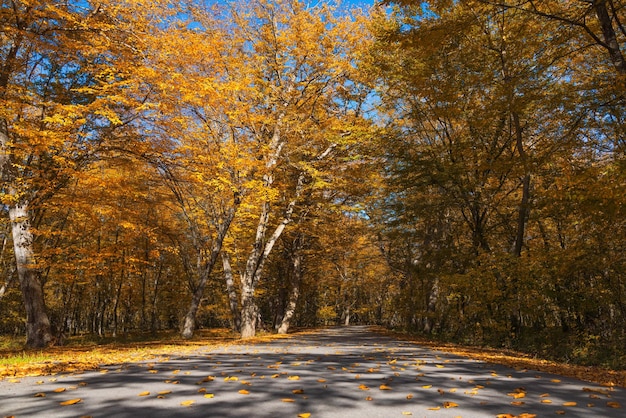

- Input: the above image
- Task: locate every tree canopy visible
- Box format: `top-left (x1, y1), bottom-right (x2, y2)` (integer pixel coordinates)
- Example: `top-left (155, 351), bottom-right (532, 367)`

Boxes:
top-left (0, 0), bottom-right (624, 368)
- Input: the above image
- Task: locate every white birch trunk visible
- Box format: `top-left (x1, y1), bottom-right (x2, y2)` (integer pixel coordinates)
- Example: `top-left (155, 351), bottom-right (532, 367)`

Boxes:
top-left (222, 251), bottom-right (241, 332)
top-left (277, 237), bottom-right (304, 334)
top-left (10, 201), bottom-right (52, 347)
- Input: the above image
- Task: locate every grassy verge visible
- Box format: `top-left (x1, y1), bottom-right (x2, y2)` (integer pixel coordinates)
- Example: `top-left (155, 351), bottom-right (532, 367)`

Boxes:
top-left (371, 326), bottom-right (626, 388)
top-left (0, 329), bottom-right (290, 379)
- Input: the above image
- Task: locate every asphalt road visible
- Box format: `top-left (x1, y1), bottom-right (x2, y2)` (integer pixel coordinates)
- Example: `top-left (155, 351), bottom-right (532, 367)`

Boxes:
top-left (1, 326), bottom-right (624, 417)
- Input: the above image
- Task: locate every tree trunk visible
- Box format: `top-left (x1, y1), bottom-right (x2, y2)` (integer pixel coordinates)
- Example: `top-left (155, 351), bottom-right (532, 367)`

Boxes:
top-left (277, 240), bottom-right (303, 334)
top-left (593, 0), bottom-right (626, 75)
top-left (222, 252), bottom-right (241, 332)
top-left (512, 112), bottom-right (531, 257)
top-left (423, 277), bottom-right (440, 334)
top-left (181, 206), bottom-right (236, 339)
top-left (240, 291), bottom-right (258, 339)
top-left (10, 202), bottom-right (52, 348)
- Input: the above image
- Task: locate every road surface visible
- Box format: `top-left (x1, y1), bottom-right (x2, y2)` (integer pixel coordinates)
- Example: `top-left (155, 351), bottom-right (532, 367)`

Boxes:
top-left (1, 326), bottom-right (624, 417)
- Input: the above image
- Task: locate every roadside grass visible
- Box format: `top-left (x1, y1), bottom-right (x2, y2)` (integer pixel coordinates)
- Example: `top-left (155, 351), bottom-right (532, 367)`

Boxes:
top-left (0, 328), bottom-right (290, 379)
top-left (372, 326), bottom-right (626, 388)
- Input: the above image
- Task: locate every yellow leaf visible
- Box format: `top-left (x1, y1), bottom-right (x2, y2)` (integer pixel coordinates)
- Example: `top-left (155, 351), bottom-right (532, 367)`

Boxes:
top-left (551, 379), bottom-right (561, 383)
top-left (281, 398), bottom-right (295, 402)
top-left (428, 407), bottom-right (441, 411)
top-left (34, 393), bottom-right (46, 398)
top-left (541, 399), bottom-right (552, 403)
top-left (401, 412), bottom-right (412, 415)
top-left (158, 390), bottom-right (171, 395)
top-left (288, 376), bottom-right (300, 380)
top-left (60, 399), bottom-right (82, 406)
top-left (443, 402), bottom-right (459, 408)
top-left (422, 385), bottom-right (432, 389)
top-left (204, 393), bottom-right (215, 398)
top-left (540, 393), bottom-right (550, 397)
top-left (406, 394), bottom-right (413, 399)
top-left (198, 388), bottom-right (206, 393)
top-left (510, 401), bottom-right (525, 406)
top-left (148, 370), bottom-right (158, 374)
top-left (563, 402), bottom-right (577, 407)
top-left (272, 374), bottom-right (280, 378)
top-left (365, 396), bottom-right (373, 401)
top-left (358, 384), bottom-right (370, 391)
top-left (138, 391), bottom-right (150, 396)
top-left (435, 365), bottom-right (445, 368)
top-left (180, 400), bottom-right (195, 406)
top-left (297, 413), bottom-right (311, 418)
top-left (555, 411), bottom-right (565, 415)
top-left (238, 389), bottom-right (250, 395)
top-left (496, 415), bottom-right (515, 418)
top-left (607, 402), bottom-right (622, 408)
top-left (518, 414), bottom-right (537, 418)
top-left (317, 379), bottom-right (326, 383)
top-left (507, 392), bottom-right (526, 399)
top-left (293, 389), bottom-right (304, 394)
top-left (379, 384), bottom-right (392, 390)
top-left (225, 376), bottom-right (238, 381)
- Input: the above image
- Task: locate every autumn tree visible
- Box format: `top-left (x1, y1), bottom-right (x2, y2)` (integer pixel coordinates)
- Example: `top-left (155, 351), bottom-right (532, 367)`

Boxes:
top-left (0, 0), bottom-right (175, 347)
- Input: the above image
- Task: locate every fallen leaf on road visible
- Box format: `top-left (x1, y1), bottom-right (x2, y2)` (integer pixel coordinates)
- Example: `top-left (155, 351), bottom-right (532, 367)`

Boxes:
top-left (563, 402), bottom-right (577, 406)
top-left (53, 388), bottom-right (66, 393)
top-left (551, 379), bottom-right (561, 383)
top-left (297, 413), bottom-right (311, 418)
top-left (422, 385), bottom-right (432, 389)
top-left (379, 384), bottom-right (392, 390)
top-left (428, 407), bottom-right (441, 411)
top-left (158, 390), bottom-right (171, 395)
top-left (365, 396), bottom-right (373, 401)
top-left (507, 392), bottom-right (526, 399)
top-left (317, 379), bottom-right (326, 383)
top-left (238, 389), bottom-right (249, 395)
top-left (180, 400), bottom-right (194, 406)
top-left (436, 364), bottom-right (445, 368)
top-left (281, 398), bottom-right (295, 402)
top-left (198, 388), bottom-right (206, 393)
top-left (138, 391), bottom-right (150, 396)
top-left (518, 414), bottom-right (536, 418)
top-left (607, 401), bottom-right (622, 408)
top-left (510, 401), bottom-right (525, 406)
top-left (60, 399), bottom-right (82, 406)
top-left (495, 414), bottom-right (515, 418)
top-left (34, 392), bottom-right (46, 397)
top-left (443, 402), bottom-right (459, 408)
top-left (555, 411), bottom-right (565, 415)
top-left (401, 412), bottom-right (412, 415)
top-left (406, 394), bottom-right (413, 399)
top-left (293, 389), bottom-right (304, 394)
top-left (288, 376), bottom-right (300, 380)
top-left (204, 393), bottom-right (214, 398)
top-left (358, 384), bottom-right (369, 390)
top-left (541, 399), bottom-right (552, 403)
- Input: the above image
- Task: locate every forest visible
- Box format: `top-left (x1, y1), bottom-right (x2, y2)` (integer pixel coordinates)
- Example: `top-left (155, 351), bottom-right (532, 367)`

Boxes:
top-left (0, 0), bottom-right (624, 369)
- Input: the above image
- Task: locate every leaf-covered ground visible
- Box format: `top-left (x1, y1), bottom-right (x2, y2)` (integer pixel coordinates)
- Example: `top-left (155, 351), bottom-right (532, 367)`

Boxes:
top-left (1, 327), bottom-right (624, 390)
top-left (0, 329), bottom-right (289, 380)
